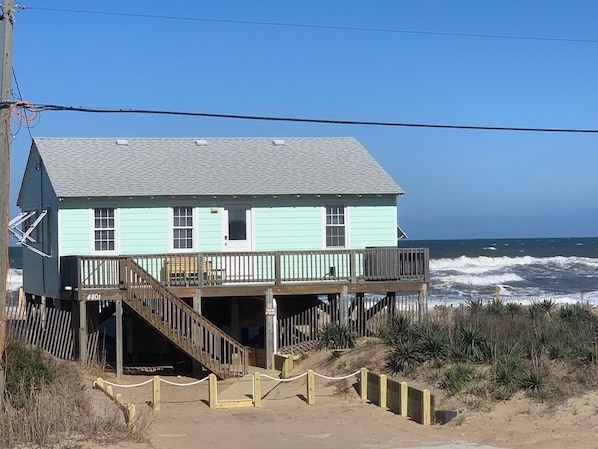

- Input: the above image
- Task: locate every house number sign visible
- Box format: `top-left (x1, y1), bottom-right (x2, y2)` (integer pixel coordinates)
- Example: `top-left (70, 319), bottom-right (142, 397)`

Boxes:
top-left (86, 293), bottom-right (102, 301)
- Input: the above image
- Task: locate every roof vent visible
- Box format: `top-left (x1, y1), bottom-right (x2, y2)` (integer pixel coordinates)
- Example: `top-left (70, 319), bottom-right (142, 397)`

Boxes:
top-left (115, 139), bottom-right (129, 145)
top-left (272, 139), bottom-right (286, 146)
top-left (195, 139), bottom-right (208, 146)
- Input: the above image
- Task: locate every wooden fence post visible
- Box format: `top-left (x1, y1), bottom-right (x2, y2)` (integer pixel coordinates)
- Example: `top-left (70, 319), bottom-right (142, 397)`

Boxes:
top-left (418, 284), bottom-right (428, 322)
top-left (360, 368), bottom-right (367, 401)
top-left (153, 376), bottom-right (161, 411)
top-left (400, 381), bottom-right (408, 417)
top-left (253, 372), bottom-right (261, 407)
top-left (208, 374), bottom-right (218, 409)
top-left (379, 374), bottom-right (387, 409)
top-left (106, 385), bottom-right (114, 400)
top-left (422, 389), bottom-right (431, 425)
top-left (307, 370), bottom-right (315, 405)
top-left (127, 403), bottom-right (136, 428)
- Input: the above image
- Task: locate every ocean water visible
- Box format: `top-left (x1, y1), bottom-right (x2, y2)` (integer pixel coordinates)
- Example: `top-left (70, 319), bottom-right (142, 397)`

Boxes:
top-left (6, 239), bottom-right (598, 307)
top-left (401, 237), bottom-right (598, 307)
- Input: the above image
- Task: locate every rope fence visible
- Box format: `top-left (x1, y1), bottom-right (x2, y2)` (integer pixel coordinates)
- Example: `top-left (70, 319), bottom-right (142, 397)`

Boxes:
top-left (92, 367), bottom-right (434, 425)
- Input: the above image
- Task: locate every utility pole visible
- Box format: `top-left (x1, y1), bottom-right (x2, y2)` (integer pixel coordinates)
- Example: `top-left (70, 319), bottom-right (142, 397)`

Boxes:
top-left (0, 0), bottom-right (15, 407)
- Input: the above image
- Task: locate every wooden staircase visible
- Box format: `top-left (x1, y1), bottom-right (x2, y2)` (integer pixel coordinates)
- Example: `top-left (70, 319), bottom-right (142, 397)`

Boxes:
top-left (121, 259), bottom-right (248, 379)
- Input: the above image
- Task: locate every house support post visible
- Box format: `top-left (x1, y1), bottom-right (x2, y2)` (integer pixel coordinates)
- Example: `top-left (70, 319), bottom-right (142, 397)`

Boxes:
top-left (78, 296), bottom-right (87, 365)
top-left (115, 299), bottom-right (123, 378)
top-left (418, 284), bottom-right (428, 323)
top-left (339, 286), bottom-right (349, 327)
top-left (230, 297), bottom-right (240, 341)
top-left (388, 291), bottom-right (396, 317)
top-left (265, 288), bottom-right (275, 370)
top-left (192, 289), bottom-right (203, 375)
top-left (40, 296), bottom-right (47, 330)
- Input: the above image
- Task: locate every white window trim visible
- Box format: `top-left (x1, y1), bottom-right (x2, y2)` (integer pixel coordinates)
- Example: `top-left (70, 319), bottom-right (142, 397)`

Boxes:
top-left (322, 203), bottom-right (350, 249)
top-left (169, 204), bottom-right (197, 252)
top-left (89, 204), bottom-right (119, 255)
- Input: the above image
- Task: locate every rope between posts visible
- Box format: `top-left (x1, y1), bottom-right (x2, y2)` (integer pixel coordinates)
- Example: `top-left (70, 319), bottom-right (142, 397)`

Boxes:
top-left (260, 372), bottom-right (307, 382)
top-left (160, 377), bottom-right (209, 386)
top-left (99, 379), bottom-right (154, 388)
top-left (259, 370), bottom-right (361, 382)
top-left (314, 370), bottom-right (361, 380)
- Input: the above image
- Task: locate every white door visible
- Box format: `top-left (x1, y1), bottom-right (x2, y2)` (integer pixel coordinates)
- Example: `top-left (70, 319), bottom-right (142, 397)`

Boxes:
top-left (222, 204), bottom-right (253, 251)
top-left (222, 204), bottom-right (253, 280)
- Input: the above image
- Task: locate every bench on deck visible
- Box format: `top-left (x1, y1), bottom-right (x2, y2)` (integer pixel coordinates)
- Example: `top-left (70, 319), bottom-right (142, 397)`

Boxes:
top-left (165, 256), bottom-right (225, 286)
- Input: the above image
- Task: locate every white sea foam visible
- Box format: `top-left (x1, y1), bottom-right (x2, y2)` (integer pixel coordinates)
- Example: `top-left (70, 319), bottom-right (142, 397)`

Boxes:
top-left (5, 268), bottom-right (22, 292)
top-left (430, 255), bottom-right (598, 274)
top-left (435, 272), bottom-right (524, 288)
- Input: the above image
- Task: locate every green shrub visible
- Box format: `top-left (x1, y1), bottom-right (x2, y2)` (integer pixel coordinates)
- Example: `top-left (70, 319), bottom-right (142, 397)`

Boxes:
top-left (493, 356), bottom-right (525, 389)
top-left (465, 298), bottom-right (484, 315)
top-left (4, 341), bottom-right (57, 408)
top-left (378, 315), bottom-right (413, 345)
top-left (485, 298), bottom-right (506, 317)
top-left (420, 327), bottom-right (450, 365)
top-left (540, 299), bottom-right (557, 317)
top-left (547, 342), bottom-right (571, 362)
top-left (505, 302), bottom-right (523, 319)
top-left (385, 339), bottom-right (425, 374)
top-left (527, 302), bottom-right (546, 321)
top-left (440, 363), bottom-right (476, 395)
top-left (522, 368), bottom-right (547, 392)
top-left (455, 324), bottom-right (492, 363)
top-left (559, 303), bottom-right (594, 323)
top-left (318, 322), bottom-right (356, 350)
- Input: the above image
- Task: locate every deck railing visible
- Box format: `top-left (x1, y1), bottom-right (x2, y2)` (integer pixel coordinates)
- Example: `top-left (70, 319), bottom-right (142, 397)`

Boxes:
top-left (61, 247), bottom-right (429, 290)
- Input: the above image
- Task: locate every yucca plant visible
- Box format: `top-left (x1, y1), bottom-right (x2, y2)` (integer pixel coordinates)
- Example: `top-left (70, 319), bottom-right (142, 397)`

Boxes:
top-left (486, 298), bottom-right (506, 317)
top-left (439, 363), bottom-right (476, 396)
top-left (546, 341), bottom-right (571, 362)
top-left (493, 355), bottom-right (525, 389)
top-left (318, 322), bottom-right (356, 350)
top-left (385, 339), bottom-right (425, 374)
top-left (455, 324), bottom-right (492, 363)
top-left (421, 327), bottom-right (450, 365)
top-left (465, 298), bottom-right (484, 316)
top-left (522, 368), bottom-right (547, 392)
top-left (559, 303), bottom-right (593, 323)
top-left (505, 302), bottom-right (523, 320)
top-left (378, 314), bottom-right (414, 345)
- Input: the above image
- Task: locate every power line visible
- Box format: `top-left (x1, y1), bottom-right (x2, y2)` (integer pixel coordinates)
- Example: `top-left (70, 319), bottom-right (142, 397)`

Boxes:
top-left (17, 102), bottom-right (598, 134)
top-left (20, 5), bottom-right (598, 44)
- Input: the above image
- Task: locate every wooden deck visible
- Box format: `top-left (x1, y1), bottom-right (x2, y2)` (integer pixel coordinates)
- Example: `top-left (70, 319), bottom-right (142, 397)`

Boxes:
top-left (60, 247), bottom-right (429, 299)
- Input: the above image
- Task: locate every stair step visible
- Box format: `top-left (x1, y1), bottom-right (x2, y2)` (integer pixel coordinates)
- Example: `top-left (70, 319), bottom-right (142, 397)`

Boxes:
top-left (122, 259), bottom-right (248, 379)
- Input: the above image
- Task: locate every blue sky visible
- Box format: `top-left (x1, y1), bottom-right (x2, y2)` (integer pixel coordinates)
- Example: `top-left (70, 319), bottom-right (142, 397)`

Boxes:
top-left (7, 1), bottom-right (598, 240)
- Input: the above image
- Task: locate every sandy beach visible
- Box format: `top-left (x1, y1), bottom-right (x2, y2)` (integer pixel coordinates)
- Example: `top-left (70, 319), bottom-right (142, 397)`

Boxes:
top-left (91, 344), bottom-right (598, 449)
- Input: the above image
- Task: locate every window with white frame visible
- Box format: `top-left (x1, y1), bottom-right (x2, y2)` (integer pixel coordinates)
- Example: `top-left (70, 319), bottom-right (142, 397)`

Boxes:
top-left (172, 206), bottom-right (194, 250)
top-left (325, 205), bottom-right (346, 248)
top-left (93, 207), bottom-right (116, 252)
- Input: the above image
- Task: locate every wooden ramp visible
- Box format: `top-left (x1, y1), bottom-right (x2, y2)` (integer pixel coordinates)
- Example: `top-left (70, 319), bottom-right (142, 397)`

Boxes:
top-left (217, 369), bottom-right (282, 406)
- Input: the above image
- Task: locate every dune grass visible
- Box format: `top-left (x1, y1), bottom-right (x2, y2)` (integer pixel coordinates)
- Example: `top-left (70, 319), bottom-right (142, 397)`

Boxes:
top-left (382, 300), bottom-right (598, 402)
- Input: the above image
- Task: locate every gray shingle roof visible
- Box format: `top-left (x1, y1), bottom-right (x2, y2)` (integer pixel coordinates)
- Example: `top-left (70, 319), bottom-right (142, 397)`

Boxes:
top-left (30, 137), bottom-right (404, 198)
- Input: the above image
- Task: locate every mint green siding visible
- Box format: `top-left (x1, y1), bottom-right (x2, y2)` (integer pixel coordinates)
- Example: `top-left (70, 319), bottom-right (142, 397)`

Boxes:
top-left (253, 196), bottom-right (322, 251)
top-left (56, 194), bottom-right (398, 257)
top-left (120, 205), bottom-right (168, 254)
top-left (59, 201), bottom-right (90, 256)
top-left (349, 196), bottom-right (398, 248)
top-left (197, 208), bottom-right (223, 251)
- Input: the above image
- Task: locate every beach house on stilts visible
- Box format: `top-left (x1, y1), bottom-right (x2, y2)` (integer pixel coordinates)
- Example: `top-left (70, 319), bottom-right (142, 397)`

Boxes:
top-left (13, 137), bottom-right (429, 378)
